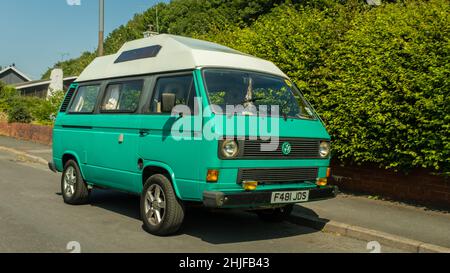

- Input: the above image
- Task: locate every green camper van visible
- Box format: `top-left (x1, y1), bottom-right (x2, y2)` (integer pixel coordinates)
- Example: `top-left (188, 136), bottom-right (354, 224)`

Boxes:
top-left (49, 34), bottom-right (336, 235)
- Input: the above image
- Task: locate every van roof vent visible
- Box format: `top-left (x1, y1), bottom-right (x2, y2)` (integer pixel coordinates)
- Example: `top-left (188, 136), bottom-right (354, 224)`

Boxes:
top-left (114, 45), bottom-right (162, 63)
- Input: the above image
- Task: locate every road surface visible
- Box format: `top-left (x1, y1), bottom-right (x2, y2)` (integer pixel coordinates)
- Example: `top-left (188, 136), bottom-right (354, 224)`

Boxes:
top-left (0, 149), bottom-right (404, 253)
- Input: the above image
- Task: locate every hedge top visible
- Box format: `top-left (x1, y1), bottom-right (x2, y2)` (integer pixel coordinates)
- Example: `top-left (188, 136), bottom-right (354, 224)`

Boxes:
top-left (76, 34), bottom-right (286, 82)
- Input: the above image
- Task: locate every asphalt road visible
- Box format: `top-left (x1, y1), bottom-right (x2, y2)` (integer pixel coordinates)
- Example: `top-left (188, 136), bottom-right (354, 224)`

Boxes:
top-left (0, 149), bottom-right (404, 253)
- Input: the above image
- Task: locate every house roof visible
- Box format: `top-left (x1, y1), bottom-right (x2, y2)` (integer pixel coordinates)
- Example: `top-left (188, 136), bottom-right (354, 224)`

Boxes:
top-left (76, 34), bottom-right (287, 82)
top-left (14, 76), bottom-right (77, 90)
top-left (0, 66), bottom-right (32, 82)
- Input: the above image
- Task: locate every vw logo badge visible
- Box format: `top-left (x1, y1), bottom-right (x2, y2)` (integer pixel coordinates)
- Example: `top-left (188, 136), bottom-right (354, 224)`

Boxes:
top-left (282, 142), bottom-right (292, 155)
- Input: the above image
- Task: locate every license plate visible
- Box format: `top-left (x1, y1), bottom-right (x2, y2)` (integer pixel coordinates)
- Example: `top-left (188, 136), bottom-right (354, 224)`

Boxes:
top-left (271, 190), bottom-right (309, 204)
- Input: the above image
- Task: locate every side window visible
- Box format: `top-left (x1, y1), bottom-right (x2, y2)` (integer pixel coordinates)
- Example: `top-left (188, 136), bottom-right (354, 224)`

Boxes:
top-left (151, 75), bottom-right (195, 113)
top-left (101, 80), bottom-right (143, 112)
top-left (68, 85), bottom-right (100, 113)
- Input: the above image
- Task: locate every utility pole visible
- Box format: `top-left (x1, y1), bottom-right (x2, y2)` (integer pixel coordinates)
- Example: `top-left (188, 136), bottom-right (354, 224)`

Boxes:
top-left (98, 0), bottom-right (105, 56)
top-left (156, 6), bottom-right (160, 33)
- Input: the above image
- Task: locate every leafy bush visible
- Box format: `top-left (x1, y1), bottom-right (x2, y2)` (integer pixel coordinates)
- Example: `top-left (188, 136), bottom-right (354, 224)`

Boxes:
top-left (319, 0), bottom-right (450, 173)
top-left (6, 98), bottom-right (32, 124)
top-left (0, 112), bottom-right (7, 122)
top-left (31, 90), bottom-right (65, 124)
top-left (0, 82), bottom-right (19, 113)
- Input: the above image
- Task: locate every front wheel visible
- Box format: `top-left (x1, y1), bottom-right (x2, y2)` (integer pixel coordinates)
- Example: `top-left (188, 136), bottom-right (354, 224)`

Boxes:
top-left (140, 174), bottom-right (185, 236)
top-left (256, 204), bottom-right (294, 222)
top-left (61, 159), bottom-right (90, 205)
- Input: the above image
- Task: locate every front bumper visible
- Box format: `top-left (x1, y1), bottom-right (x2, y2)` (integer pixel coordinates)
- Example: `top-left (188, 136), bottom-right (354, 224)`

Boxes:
top-left (203, 185), bottom-right (338, 208)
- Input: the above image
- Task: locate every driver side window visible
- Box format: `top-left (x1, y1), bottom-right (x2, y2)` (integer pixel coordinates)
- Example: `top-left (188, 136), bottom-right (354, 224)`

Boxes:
top-left (150, 74), bottom-right (195, 113)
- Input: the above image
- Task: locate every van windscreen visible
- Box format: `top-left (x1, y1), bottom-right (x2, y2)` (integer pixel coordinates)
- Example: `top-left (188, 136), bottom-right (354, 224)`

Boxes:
top-left (203, 69), bottom-right (316, 119)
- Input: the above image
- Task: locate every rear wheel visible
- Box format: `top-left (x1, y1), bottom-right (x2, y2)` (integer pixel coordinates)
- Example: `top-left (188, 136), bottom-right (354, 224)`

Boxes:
top-left (140, 174), bottom-right (185, 236)
top-left (256, 204), bottom-right (294, 222)
top-left (61, 159), bottom-right (90, 205)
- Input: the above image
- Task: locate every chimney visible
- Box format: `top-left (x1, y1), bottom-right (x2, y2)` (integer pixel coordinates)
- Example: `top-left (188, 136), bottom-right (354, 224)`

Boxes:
top-left (47, 68), bottom-right (64, 99)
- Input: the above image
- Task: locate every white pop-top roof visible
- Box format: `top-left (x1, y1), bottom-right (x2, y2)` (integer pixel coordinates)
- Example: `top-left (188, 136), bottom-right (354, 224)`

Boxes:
top-left (76, 34), bottom-right (287, 82)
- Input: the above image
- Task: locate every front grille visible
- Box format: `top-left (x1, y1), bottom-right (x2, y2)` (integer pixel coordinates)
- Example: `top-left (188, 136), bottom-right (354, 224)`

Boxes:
top-left (242, 138), bottom-right (321, 159)
top-left (238, 167), bottom-right (318, 185)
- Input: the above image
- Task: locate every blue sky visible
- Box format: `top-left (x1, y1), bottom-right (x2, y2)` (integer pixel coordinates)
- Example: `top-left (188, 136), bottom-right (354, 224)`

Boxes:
top-left (0, 0), bottom-right (169, 79)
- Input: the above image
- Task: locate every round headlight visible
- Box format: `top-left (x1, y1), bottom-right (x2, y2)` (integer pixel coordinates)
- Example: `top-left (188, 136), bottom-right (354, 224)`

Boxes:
top-left (221, 140), bottom-right (239, 158)
top-left (319, 141), bottom-right (330, 158)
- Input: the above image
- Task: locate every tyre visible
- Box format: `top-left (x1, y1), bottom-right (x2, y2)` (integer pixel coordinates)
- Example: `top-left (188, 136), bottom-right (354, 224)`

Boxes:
top-left (140, 174), bottom-right (185, 236)
top-left (61, 159), bottom-right (90, 205)
top-left (256, 204), bottom-right (294, 223)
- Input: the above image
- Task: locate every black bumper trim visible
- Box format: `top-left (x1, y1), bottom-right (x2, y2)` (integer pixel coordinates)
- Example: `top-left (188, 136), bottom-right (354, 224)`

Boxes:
top-left (48, 162), bottom-right (57, 173)
top-left (203, 186), bottom-right (338, 208)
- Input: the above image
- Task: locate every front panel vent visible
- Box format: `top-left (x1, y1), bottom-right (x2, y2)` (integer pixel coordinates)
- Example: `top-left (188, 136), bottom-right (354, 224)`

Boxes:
top-left (59, 87), bottom-right (76, 112)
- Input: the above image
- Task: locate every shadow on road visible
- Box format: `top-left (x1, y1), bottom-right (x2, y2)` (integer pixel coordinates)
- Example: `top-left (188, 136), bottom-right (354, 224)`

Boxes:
top-left (89, 190), bottom-right (141, 220)
top-left (181, 207), bottom-right (321, 244)
top-left (83, 189), bottom-right (323, 244)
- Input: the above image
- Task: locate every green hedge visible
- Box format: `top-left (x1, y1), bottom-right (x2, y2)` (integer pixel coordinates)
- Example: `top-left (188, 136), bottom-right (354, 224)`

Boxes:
top-left (199, 0), bottom-right (449, 174)
top-left (0, 82), bottom-right (64, 125)
top-left (321, 0), bottom-right (449, 173)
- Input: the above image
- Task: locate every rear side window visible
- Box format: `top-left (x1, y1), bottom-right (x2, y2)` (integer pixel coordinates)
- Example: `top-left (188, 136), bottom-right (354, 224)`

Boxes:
top-left (69, 85), bottom-right (101, 113)
top-left (151, 75), bottom-right (195, 113)
top-left (101, 80), bottom-right (143, 112)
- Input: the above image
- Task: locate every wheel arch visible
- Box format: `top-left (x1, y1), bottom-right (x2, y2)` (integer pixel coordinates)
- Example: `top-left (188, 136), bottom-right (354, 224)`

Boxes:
top-left (62, 152), bottom-right (87, 180)
top-left (141, 161), bottom-right (182, 199)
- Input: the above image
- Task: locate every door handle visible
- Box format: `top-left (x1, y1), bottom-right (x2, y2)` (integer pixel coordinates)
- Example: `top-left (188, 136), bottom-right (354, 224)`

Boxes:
top-left (139, 129), bottom-right (150, 136)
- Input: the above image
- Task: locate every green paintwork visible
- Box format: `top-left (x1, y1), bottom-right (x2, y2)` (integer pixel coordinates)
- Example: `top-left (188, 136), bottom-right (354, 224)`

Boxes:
top-left (52, 68), bottom-right (330, 205)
